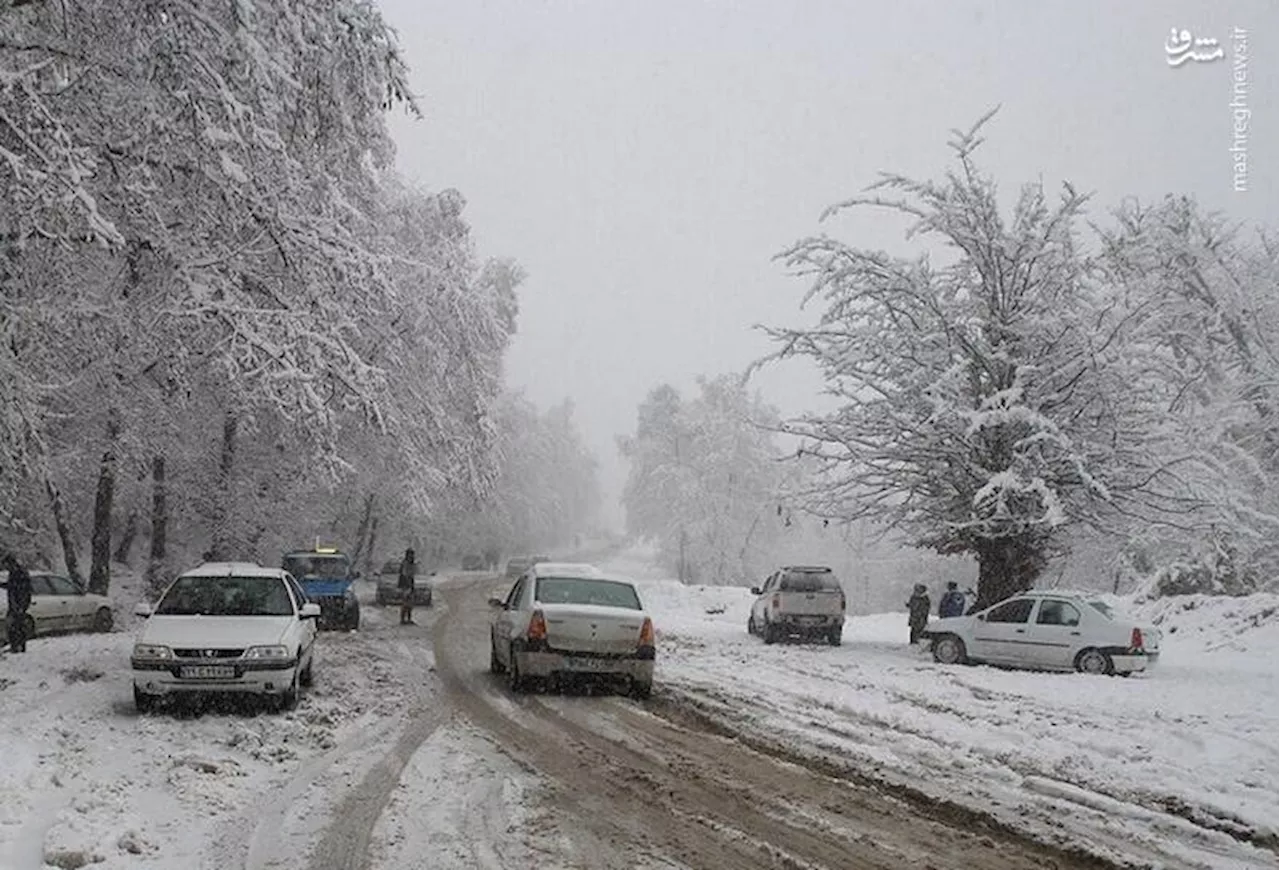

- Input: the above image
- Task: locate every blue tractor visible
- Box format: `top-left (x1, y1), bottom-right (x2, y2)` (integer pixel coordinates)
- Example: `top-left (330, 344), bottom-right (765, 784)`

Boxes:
top-left (282, 547), bottom-right (361, 631)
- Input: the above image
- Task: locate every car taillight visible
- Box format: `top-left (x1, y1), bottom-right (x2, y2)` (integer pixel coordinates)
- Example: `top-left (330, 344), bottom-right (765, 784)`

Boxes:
top-left (528, 610), bottom-right (547, 642)
top-left (1130, 627), bottom-right (1144, 652)
top-left (771, 593), bottom-right (781, 609)
top-left (639, 617), bottom-right (654, 646)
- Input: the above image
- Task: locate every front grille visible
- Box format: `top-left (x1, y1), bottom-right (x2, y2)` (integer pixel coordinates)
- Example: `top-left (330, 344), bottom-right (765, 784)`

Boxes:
top-left (173, 648), bottom-right (244, 659)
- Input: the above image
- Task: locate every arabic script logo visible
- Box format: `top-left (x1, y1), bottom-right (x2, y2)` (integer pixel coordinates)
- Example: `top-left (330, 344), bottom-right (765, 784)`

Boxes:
top-left (1166, 27), bottom-right (1225, 66)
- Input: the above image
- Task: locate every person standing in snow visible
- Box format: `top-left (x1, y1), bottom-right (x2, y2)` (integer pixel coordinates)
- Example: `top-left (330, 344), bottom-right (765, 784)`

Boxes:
top-left (906, 584), bottom-right (931, 644)
top-left (4, 553), bottom-right (33, 653)
top-left (938, 581), bottom-right (966, 619)
top-left (397, 548), bottom-right (417, 625)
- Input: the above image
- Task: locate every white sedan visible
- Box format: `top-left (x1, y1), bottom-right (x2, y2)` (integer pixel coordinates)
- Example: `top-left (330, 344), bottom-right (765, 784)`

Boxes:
top-left (488, 562), bottom-right (656, 698)
top-left (1, 571), bottom-right (115, 637)
top-left (131, 563), bottom-right (320, 712)
top-left (925, 590), bottom-right (1161, 675)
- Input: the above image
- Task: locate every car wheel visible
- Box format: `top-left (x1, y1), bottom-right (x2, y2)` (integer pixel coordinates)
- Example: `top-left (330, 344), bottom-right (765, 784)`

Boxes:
top-left (763, 621), bottom-right (779, 645)
top-left (507, 645), bottom-right (528, 694)
top-left (133, 686), bottom-right (157, 714)
top-left (631, 678), bottom-right (653, 700)
top-left (489, 636), bottom-right (506, 675)
top-left (347, 607), bottom-right (360, 631)
top-left (1075, 648), bottom-right (1114, 676)
top-left (299, 654), bottom-right (314, 688)
top-left (747, 615), bottom-right (756, 636)
top-left (92, 607), bottom-right (113, 633)
top-left (276, 671), bottom-right (299, 712)
top-left (931, 634), bottom-right (967, 665)
top-left (828, 628), bottom-right (842, 646)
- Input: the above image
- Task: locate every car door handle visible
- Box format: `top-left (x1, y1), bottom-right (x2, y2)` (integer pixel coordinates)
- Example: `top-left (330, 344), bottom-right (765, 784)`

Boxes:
top-left (1014, 629), bottom-right (1025, 633)
top-left (1070, 631), bottom-right (1081, 636)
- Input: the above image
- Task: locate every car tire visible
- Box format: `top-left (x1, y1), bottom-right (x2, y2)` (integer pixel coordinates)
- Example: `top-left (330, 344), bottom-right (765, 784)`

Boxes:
top-left (133, 686), bottom-right (157, 714)
top-left (763, 621), bottom-right (780, 645)
top-left (299, 655), bottom-right (314, 688)
top-left (347, 607), bottom-right (360, 631)
top-left (276, 671), bottom-right (299, 712)
top-left (1075, 648), bottom-right (1114, 676)
top-left (489, 636), bottom-right (506, 675)
top-left (92, 607), bottom-right (113, 633)
top-left (507, 645), bottom-right (528, 694)
top-left (631, 678), bottom-right (653, 700)
top-left (931, 634), bottom-right (967, 665)
top-left (747, 615), bottom-right (757, 636)
top-left (828, 628), bottom-right (842, 646)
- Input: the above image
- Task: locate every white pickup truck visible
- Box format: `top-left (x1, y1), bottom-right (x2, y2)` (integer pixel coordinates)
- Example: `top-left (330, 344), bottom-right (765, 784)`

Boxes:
top-left (748, 565), bottom-right (847, 645)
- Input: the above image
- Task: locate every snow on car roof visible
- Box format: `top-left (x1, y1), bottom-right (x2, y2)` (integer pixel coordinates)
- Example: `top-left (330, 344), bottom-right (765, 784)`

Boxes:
top-left (529, 562), bottom-right (604, 579)
top-left (1020, 589), bottom-right (1107, 599)
top-left (181, 562), bottom-right (284, 578)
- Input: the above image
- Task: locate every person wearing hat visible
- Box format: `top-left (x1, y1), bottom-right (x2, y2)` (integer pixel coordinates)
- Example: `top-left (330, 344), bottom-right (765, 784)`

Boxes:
top-left (397, 548), bottom-right (417, 625)
top-left (3, 553), bottom-right (33, 653)
top-left (905, 583), bottom-right (931, 645)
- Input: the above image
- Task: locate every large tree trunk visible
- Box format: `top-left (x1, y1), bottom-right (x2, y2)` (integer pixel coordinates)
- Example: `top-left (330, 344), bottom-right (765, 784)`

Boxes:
top-left (209, 412), bottom-right (238, 560)
top-left (364, 513), bottom-right (379, 577)
top-left (144, 455), bottom-right (167, 595)
top-left (88, 414), bottom-right (121, 595)
top-left (972, 536), bottom-right (1047, 611)
top-left (348, 494), bottom-right (375, 565)
top-left (44, 475), bottom-right (83, 586)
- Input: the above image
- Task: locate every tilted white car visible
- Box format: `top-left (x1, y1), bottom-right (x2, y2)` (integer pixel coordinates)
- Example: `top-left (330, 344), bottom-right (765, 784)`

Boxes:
top-left (925, 590), bottom-right (1161, 675)
top-left (2, 571), bottom-right (115, 637)
top-left (131, 563), bottom-right (320, 712)
top-left (488, 562), bottom-right (656, 698)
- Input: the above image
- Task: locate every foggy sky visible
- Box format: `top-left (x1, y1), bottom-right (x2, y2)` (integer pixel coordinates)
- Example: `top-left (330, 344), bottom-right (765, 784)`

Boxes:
top-left (379, 0), bottom-right (1278, 529)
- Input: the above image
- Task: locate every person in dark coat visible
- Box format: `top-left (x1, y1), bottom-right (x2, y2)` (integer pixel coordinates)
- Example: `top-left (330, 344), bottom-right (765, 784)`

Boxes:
top-left (938, 581), bottom-right (967, 619)
top-left (4, 553), bottom-right (34, 653)
top-left (397, 548), bottom-right (417, 625)
top-left (906, 583), bottom-right (931, 645)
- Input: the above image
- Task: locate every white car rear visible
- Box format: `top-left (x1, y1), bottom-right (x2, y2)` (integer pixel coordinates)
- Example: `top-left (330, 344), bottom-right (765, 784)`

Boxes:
top-left (488, 563), bottom-right (655, 698)
top-left (925, 590), bottom-right (1161, 675)
top-left (749, 565), bottom-right (847, 645)
top-left (130, 563), bottom-right (320, 711)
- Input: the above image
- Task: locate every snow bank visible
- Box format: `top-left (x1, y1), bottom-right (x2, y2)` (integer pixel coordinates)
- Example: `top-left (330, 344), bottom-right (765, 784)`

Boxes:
top-left (602, 550), bottom-right (1280, 869)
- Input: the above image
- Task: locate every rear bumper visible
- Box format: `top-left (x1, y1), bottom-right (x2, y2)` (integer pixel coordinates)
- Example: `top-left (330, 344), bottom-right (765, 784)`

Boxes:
top-left (1109, 651), bottom-right (1155, 673)
top-left (516, 649), bottom-right (655, 683)
top-left (775, 614), bottom-right (843, 633)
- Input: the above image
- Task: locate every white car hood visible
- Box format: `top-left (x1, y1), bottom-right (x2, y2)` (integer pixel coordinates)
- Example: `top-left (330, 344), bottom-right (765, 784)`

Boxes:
top-left (138, 615), bottom-right (292, 649)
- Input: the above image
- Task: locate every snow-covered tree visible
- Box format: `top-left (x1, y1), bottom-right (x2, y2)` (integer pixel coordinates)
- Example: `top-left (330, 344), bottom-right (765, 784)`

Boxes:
top-left (619, 376), bottom-right (784, 585)
top-left (760, 115), bottom-right (1135, 609)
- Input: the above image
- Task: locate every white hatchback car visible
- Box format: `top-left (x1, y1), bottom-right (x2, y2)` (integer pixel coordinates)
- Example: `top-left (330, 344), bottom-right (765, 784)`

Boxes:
top-left (131, 563), bottom-right (320, 712)
top-left (488, 562), bottom-right (656, 698)
top-left (925, 590), bottom-right (1161, 675)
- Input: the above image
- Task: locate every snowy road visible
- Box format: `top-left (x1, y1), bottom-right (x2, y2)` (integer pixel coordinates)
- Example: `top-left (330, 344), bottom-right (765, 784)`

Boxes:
top-left (5, 567), bottom-right (1267, 869)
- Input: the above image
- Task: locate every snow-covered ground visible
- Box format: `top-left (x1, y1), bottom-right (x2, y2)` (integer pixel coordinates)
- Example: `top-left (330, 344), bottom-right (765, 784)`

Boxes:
top-left (603, 547), bottom-right (1280, 870)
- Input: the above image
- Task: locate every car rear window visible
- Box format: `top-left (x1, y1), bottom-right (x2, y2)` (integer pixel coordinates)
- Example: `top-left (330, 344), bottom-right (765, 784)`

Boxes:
top-left (535, 577), bottom-right (642, 610)
top-left (780, 571), bottom-right (842, 592)
top-left (1088, 600), bottom-right (1115, 619)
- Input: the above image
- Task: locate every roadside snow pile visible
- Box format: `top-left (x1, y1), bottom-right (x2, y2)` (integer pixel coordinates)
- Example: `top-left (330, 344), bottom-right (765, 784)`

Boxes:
top-left (604, 550), bottom-right (1279, 869)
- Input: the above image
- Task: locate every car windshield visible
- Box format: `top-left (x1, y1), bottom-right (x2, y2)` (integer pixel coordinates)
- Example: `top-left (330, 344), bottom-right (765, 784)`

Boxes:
top-left (780, 571), bottom-right (841, 592)
top-left (535, 577), bottom-right (642, 610)
top-left (283, 555), bottom-right (350, 578)
top-left (156, 575), bottom-right (294, 616)
top-left (1088, 600), bottom-right (1115, 619)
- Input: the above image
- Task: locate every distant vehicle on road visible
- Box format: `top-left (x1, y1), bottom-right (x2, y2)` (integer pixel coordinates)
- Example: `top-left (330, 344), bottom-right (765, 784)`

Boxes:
top-left (374, 558), bottom-right (432, 607)
top-left (749, 566), bottom-right (846, 645)
top-left (131, 562), bottom-right (319, 712)
top-left (461, 553), bottom-right (485, 571)
top-left (504, 557), bottom-right (531, 580)
top-left (2, 571), bottom-right (115, 638)
top-left (281, 547), bottom-right (360, 631)
top-left (488, 561), bottom-right (655, 699)
top-left (924, 590), bottom-right (1161, 675)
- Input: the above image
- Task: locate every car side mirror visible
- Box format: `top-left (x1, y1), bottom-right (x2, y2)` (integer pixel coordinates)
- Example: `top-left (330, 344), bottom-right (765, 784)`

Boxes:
top-left (300, 602), bottom-right (321, 620)
top-left (487, 597), bottom-right (504, 609)
top-left (352, 570), bottom-right (362, 580)
top-left (976, 612), bottom-right (986, 621)
top-left (134, 602), bottom-right (153, 618)
top-left (750, 587), bottom-right (762, 596)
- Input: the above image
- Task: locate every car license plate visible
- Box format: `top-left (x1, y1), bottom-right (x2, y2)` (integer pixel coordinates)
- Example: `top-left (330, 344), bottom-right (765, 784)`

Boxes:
top-left (798, 615), bottom-right (824, 624)
top-left (180, 665), bottom-right (236, 679)
top-left (567, 658), bottom-right (612, 672)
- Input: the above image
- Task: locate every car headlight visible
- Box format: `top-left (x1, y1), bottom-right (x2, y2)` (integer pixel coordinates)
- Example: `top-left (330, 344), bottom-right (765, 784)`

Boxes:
top-left (133, 644), bottom-right (173, 659)
top-left (244, 645), bottom-right (289, 659)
